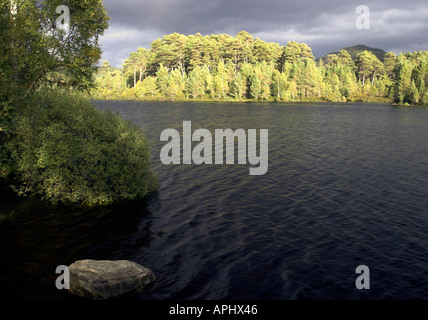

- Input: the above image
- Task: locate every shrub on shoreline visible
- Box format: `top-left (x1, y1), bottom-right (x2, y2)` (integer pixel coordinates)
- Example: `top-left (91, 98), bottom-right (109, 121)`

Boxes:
top-left (5, 87), bottom-right (158, 206)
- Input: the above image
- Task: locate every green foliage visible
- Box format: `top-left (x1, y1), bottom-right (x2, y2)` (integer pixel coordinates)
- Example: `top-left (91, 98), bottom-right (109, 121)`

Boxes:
top-left (90, 31), bottom-right (427, 106)
top-left (187, 67), bottom-right (205, 99)
top-left (384, 52), bottom-right (397, 79)
top-left (337, 50), bottom-right (355, 70)
top-left (249, 70), bottom-right (262, 100)
top-left (165, 69), bottom-right (185, 101)
top-left (231, 73), bottom-right (246, 100)
top-left (91, 60), bottom-right (125, 99)
top-left (0, 0), bottom-right (109, 98)
top-left (280, 41), bottom-right (314, 68)
top-left (0, 0), bottom-right (160, 208)
top-left (321, 45), bottom-right (386, 62)
top-left (138, 76), bottom-right (158, 99)
top-left (155, 64), bottom-right (169, 96)
top-left (5, 88), bottom-right (158, 206)
top-left (355, 51), bottom-right (384, 85)
top-left (393, 51), bottom-right (428, 104)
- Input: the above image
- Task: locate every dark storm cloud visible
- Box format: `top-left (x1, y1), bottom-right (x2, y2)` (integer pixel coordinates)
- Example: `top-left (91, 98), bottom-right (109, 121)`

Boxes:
top-left (99, 0), bottom-right (428, 67)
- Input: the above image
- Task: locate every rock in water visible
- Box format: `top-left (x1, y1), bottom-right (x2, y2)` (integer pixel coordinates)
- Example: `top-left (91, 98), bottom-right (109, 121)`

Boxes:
top-left (68, 259), bottom-right (156, 300)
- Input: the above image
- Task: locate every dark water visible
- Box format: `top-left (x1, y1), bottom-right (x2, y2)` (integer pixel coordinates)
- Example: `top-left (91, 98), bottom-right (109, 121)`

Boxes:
top-left (1, 101), bottom-right (428, 300)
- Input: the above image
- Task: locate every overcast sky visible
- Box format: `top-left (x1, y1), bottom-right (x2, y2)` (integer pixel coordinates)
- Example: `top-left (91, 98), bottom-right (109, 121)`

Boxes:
top-left (99, 0), bottom-right (428, 67)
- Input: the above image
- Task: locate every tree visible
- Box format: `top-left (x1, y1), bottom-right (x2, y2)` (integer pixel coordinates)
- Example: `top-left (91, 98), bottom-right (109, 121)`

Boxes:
top-left (393, 55), bottom-right (413, 103)
top-left (411, 53), bottom-right (427, 104)
top-left (165, 69), bottom-right (185, 101)
top-left (231, 72), bottom-right (246, 100)
top-left (141, 76), bottom-right (158, 98)
top-left (409, 79), bottom-right (420, 103)
top-left (341, 67), bottom-right (358, 98)
top-left (337, 50), bottom-right (355, 70)
top-left (252, 38), bottom-right (281, 65)
top-left (202, 36), bottom-right (221, 71)
top-left (222, 34), bottom-right (241, 66)
top-left (93, 60), bottom-right (124, 99)
top-left (123, 51), bottom-right (139, 87)
top-left (187, 66), bottom-right (205, 99)
top-left (213, 60), bottom-right (228, 98)
top-left (135, 48), bottom-right (151, 82)
top-left (384, 52), bottom-right (397, 80)
top-left (289, 59), bottom-right (306, 98)
top-left (1, 2), bottom-right (159, 204)
top-left (249, 69), bottom-right (262, 100)
top-left (88, 31), bottom-right (427, 105)
top-left (271, 70), bottom-right (288, 101)
top-left (355, 50), bottom-right (384, 85)
top-left (239, 63), bottom-right (254, 98)
top-left (299, 59), bottom-right (323, 98)
top-left (155, 64), bottom-right (169, 95)
top-left (280, 41), bottom-right (314, 70)
top-left (204, 72), bottom-right (215, 98)
top-left (0, 0), bottom-right (109, 103)
top-left (288, 80), bottom-right (298, 101)
top-left (236, 31), bottom-right (254, 65)
top-left (324, 54), bottom-right (338, 67)
top-left (151, 33), bottom-right (187, 73)
top-left (185, 35), bottom-right (204, 72)
top-left (1, 0), bottom-right (109, 177)
top-left (258, 61), bottom-right (274, 100)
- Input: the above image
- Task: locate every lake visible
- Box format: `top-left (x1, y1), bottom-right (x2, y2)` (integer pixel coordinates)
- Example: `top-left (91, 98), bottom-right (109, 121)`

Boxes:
top-left (1, 101), bottom-right (428, 300)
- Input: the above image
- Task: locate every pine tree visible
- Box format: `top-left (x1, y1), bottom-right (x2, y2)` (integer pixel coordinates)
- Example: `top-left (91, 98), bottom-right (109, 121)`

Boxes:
top-left (271, 70), bottom-right (289, 101)
top-left (384, 52), bottom-right (397, 80)
top-left (187, 67), bottom-right (205, 99)
top-left (90, 31), bottom-right (427, 105)
top-left (164, 69), bottom-right (185, 101)
top-left (185, 35), bottom-right (204, 72)
top-left (337, 50), bottom-right (355, 70)
top-left (231, 73), bottom-right (246, 100)
top-left (288, 80), bottom-right (298, 101)
top-left (156, 64), bottom-right (169, 95)
top-left (409, 79), bottom-right (420, 104)
top-left (393, 55), bottom-right (413, 103)
top-left (214, 60), bottom-right (229, 98)
top-left (250, 69), bottom-right (262, 100)
top-left (141, 76), bottom-right (158, 98)
top-left (355, 51), bottom-right (384, 86)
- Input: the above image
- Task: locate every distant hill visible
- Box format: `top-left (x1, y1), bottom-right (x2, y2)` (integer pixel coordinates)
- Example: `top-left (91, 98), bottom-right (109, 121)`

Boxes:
top-left (320, 44), bottom-right (387, 62)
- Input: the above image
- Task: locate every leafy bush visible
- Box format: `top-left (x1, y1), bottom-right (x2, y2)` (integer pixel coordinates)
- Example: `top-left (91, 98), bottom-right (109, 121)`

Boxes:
top-left (6, 87), bottom-right (158, 206)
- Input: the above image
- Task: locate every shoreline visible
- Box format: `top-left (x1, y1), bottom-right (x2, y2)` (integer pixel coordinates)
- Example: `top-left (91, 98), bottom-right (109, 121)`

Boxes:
top-left (89, 96), bottom-right (426, 106)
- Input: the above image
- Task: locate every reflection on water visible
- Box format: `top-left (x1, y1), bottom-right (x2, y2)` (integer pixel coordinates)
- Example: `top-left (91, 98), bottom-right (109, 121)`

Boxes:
top-left (1, 101), bottom-right (428, 300)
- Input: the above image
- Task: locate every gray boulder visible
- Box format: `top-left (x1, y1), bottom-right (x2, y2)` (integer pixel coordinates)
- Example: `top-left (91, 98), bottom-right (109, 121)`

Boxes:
top-left (68, 259), bottom-right (156, 300)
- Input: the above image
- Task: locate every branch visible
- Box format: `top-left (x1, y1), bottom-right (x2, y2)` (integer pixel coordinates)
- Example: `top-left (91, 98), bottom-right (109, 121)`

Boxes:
top-left (24, 70), bottom-right (48, 98)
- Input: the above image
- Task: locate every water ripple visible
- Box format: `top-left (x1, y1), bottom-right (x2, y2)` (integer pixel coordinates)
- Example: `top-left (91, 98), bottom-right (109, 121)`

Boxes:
top-left (1, 102), bottom-right (428, 300)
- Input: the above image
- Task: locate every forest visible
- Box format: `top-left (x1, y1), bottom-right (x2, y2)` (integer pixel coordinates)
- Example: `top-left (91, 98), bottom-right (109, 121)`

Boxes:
top-left (92, 31), bottom-right (428, 105)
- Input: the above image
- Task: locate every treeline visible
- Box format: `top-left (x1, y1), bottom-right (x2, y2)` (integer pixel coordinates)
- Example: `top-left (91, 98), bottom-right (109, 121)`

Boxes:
top-left (92, 31), bottom-right (428, 105)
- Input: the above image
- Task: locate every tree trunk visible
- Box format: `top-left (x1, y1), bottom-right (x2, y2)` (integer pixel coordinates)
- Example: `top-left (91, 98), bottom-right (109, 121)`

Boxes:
top-left (371, 70), bottom-right (376, 85)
